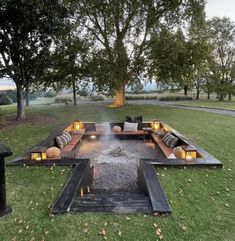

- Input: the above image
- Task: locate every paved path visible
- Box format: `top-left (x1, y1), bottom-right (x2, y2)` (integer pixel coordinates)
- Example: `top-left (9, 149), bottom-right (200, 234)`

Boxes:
top-left (128, 100), bottom-right (235, 117)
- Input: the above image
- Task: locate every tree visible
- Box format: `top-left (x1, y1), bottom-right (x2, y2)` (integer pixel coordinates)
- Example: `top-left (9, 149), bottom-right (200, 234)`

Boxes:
top-left (150, 28), bottom-right (195, 95)
top-left (0, 0), bottom-right (68, 119)
top-left (75, 0), bottom-right (205, 106)
top-left (188, 20), bottom-right (213, 99)
top-left (49, 34), bottom-right (90, 105)
top-left (207, 17), bottom-right (235, 101)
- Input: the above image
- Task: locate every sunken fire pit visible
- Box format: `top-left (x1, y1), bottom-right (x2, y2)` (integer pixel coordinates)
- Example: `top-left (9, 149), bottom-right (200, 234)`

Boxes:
top-left (8, 120), bottom-right (223, 215)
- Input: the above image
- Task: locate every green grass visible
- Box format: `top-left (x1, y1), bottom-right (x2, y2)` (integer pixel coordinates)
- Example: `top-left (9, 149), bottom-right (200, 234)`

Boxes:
top-left (172, 100), bottom-right (235, 111)
top-left (0, 103), bottom-right (235, 241)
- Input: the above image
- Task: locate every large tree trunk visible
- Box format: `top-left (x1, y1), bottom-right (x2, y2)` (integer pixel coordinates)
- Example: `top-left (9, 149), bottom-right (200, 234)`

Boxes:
top-left (16, 84), bottom-right (25, 120)
top-left (111, 85), bottom-right (126, 107)
top-left (184, 85), bottom-right (188, 96)
top-left (207, 90), bottom-right (210, 99)
top-left (25, 84), bottom-right (29, 107)
top-left (228, 92), bottom-right (232, 101)
top-left (219, 93), bottom-right (224, 101)
top-left (72, 79), bottom-right (77, 105)
top-left (196, 87), bottom-right (200, 100)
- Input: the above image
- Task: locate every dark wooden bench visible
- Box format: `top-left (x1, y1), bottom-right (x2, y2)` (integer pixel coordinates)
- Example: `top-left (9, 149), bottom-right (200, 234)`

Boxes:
top-left (151, 134), bottom-right (176, 159)
top-left (84, 130), bottom-right (145, 136)
top-left (61, 135), bottom-right (83, 158)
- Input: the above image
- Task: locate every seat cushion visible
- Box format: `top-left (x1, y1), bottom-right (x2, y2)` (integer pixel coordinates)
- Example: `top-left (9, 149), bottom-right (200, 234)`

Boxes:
top-left (95, 123), bottom-right (111, 132)
top-left (46, 147), bottom-right (61, 158)
top-left (123, 122), bottom-right (138, 132)
top-left (112, 125), bottom-right (122, 133)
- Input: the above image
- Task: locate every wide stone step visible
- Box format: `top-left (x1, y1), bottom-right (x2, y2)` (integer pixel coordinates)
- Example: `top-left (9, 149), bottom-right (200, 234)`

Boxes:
top-left (69, 191), bottom-right (153, 214)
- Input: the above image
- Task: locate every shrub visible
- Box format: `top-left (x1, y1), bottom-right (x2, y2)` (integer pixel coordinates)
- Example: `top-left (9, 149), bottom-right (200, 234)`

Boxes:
top-left (77, 89), bottom-right (88, 97)
top-left (90, 95), bottom-right (105, 101)
top-left (6, 90), bottom-right (17, 102)
top-left (54, 95), bottom-right (73, 103)
top-left (126, 95), bottom-right (158, 100)
top-left (158, 96), bottom-right (193, 101)
top-left (0, 93), bottom-right (13, 105)
top-left (43, 91), bottom-right (57, 98)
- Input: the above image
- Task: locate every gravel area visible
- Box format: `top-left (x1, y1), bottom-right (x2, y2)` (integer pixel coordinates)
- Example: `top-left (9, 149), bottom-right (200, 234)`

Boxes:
top-left (77, 139), bottom-right (156, 191)
top-left (92, 163), bottom-right (138, 191)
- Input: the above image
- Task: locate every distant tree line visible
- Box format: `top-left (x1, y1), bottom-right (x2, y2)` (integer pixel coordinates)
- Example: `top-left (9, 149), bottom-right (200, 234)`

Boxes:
top-left (1, 0), bottom-right (235, 119)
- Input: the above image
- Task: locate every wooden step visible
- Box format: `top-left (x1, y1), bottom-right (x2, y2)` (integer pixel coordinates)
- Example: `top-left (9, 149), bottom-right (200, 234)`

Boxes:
top-left (69, 191), bottom-right (153, 214)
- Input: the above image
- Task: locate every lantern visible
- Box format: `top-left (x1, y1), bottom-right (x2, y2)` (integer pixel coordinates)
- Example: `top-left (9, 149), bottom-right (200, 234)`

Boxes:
top-left (152, 119), bottom-right (160, 131)
top-left (90, 135), bottom-right (96, 140)
top-left (181, 145), bottom-right (197, 160)
top-left (30, 147), bottom-right (47, 161)
top-left (73, 120), bottom-right (81, 130)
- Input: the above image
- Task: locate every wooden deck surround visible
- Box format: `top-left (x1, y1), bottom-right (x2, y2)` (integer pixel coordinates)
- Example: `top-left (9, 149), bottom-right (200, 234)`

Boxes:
top-left (8, 120), bottom-right (223, 168)
top-left (7, 120), bottom-right (223, 216)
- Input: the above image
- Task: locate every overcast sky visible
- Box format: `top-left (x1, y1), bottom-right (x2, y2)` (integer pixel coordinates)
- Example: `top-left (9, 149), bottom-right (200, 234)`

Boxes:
top-left (1, 0), bottom-right (235, 89)
top-left (206, 0), bottom-right (235, 22)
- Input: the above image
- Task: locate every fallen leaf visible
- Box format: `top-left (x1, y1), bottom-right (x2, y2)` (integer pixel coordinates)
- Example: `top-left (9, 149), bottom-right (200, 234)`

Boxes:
top-left (100, 229), bottom-right (106, 236)
top-left (182, 225), bottom-right (187, 231)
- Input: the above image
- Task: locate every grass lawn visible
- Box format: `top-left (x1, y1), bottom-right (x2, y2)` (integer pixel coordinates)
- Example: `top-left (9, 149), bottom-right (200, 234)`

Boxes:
top-left (0, 102), bottom-right (234, 241)
top-left (171, 100), bottom-right (235, 111)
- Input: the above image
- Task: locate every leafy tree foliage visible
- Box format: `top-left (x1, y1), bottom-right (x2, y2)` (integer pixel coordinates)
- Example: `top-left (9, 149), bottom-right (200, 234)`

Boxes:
top-left (74, 0), bottom-right (205, 106)
top-left (207, 17), bottom-right (235, 100)
top-left (0, 0), bottom-right (68, 119)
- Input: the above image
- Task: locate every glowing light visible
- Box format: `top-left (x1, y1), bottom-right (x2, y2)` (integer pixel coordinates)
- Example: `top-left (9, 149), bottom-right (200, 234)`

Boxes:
top-left (181, 145), bottom-right (197, 160)
top-left (90, 135), bottom-right (96, 140)
top-left (76, 124), bottom-right (80, 130)
top-left (186, 155), bottom-right (193, 160)
top-left (30, 147), bottom-right (47, 161)
top-left (152, 119), bottom-right (160, 130)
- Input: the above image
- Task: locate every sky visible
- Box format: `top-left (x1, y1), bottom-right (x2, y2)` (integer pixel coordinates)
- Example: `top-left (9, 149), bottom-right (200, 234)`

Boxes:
top-left (206, 0), bottom-right (235, 22)
top-left (1, 0), bottom-right (235, 91)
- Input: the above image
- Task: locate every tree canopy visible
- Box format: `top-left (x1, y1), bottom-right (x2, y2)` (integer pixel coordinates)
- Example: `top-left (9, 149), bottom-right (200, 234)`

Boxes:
top-left (73, 0), bottom-right (206, 106)
top-left (0, 0), bottom-right (68, 119)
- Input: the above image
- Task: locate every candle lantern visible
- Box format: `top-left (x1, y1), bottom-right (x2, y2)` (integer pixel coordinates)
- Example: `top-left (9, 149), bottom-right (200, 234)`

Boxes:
top-left (30, 147), bottom-right (47, 161)
top-left (181, 145), bottom-right (197, 160)
top-left (73, 120), bottom-right (81, 130)
top-left (152, 119), bottom-right (160, 131)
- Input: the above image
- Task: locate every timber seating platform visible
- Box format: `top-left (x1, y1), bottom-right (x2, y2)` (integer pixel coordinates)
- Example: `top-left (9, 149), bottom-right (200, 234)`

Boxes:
top-left (7, 119), bottom-right (223, 215)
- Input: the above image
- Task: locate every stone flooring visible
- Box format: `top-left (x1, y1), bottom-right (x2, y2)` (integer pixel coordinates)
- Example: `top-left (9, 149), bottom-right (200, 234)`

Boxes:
top-left (77, 139), bottom-right (157, 191)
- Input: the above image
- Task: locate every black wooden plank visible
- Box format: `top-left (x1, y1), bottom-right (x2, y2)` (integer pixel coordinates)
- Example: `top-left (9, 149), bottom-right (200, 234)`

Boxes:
top-left (7, 158), bottom-right (89, 167)
top-left (69, 191), bottom-right (153, 214)
top-left (51, 161), bottom-right (90, 214)
top-left (141, 158), bottom-right (223, 168)
top-left (139, 161), bottom-right (171, 214)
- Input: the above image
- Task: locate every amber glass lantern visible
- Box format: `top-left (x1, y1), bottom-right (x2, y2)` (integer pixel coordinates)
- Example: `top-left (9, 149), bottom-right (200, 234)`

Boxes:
top-left (30, 147), bottom-right (47, 161)
top-left (181, 145), bottom-right (197, 160)
top-left (73, 120), bottom-right (81, 130)
top-left (152, 119), bottom-right (160, 131)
